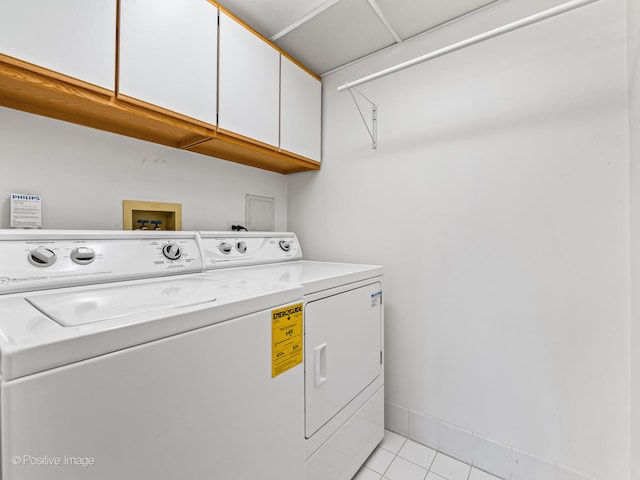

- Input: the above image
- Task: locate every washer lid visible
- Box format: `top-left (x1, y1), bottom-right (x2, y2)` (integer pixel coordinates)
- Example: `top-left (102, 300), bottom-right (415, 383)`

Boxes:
top-left (27, 276), bottom-right (221, 326)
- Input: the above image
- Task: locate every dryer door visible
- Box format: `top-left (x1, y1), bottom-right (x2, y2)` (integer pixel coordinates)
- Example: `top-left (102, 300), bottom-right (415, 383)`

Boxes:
top-left (305, 282), bottom-right (382, 438)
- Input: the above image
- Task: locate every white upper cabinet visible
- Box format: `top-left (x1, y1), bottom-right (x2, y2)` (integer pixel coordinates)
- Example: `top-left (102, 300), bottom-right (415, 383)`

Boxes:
top-left (0, 0), bottom-right (116, 90)
top-left (280, 57), bottom-right (321, 161)
top-left (119, 0), bottom-right (217, 125)
top-left (218, 11), bottom-right (280, 148)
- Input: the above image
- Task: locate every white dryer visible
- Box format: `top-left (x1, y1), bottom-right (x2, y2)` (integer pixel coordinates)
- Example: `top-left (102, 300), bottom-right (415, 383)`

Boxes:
top-left (199, 232), bottom-right (384, 480)
top-left (0, 230), bottom-right (304, 480)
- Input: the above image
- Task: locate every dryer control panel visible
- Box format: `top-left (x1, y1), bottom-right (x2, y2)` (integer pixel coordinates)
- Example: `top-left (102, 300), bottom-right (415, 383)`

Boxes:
top-left (200, 232), bottom-right (302, 269)
top-left (0, 231), bottom-right (203, 294)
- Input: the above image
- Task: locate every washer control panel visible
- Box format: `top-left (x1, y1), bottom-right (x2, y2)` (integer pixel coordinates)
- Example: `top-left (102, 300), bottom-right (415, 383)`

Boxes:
top-left (0, 232), bottom-right (203, 294)
top-left (200, 232), bottom-right (302, 269)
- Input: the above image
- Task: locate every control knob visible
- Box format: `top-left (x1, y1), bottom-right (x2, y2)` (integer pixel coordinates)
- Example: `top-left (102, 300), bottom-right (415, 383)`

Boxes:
top-left (279, 240), bottom-right (293, 252)
top-left (162, 243), bottom-right (183, 260)
top-left (219, 242), bottom-right (233, 255)
top-left (236, 241), bottom-right (247, 254)
top-left (70, 247), bottom-right (96, 265)
top-left (28, 246), bottom-right (57, 267)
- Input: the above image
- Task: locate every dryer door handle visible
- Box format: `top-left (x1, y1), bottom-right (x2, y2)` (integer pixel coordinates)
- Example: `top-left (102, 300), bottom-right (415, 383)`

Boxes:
top-left (314, 343), bottom-right (328, 387)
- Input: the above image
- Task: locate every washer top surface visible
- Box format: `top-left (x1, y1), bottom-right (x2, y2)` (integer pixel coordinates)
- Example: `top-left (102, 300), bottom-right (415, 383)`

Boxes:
top-left (0, 272), bottom-right (301, 381)
top-left (225, 260), bottom-right (383, 295)
top-left (198, 232), bottom-right (383, 294)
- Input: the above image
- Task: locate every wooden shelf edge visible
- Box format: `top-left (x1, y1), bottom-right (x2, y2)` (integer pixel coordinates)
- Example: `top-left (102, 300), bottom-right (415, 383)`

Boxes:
top-left (0, 55), bottom-right (320, 175)
top-left (117, 93), bottom-right (217, 131)
top-left (279, 147), bottom-right (322, 165)
top-left (186, 133), bottom-right (321, 174)
top-left (216, 130), bottom-right (321, 173)
top-left (217, 127), bottom-right (280, 152)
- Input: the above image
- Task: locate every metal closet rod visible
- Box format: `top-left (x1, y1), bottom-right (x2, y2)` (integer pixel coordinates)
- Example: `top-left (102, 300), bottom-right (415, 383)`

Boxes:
top-left (337, 0), bottom-right (601, 92)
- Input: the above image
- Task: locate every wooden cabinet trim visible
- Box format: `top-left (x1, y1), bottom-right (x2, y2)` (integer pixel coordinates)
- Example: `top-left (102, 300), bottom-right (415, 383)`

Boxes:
top-left (216, 127), bottom-right (279, 152)
top-left (216, 4), bottom-right (320, 81)
top-left (279, 147), bottom-right (322, 164)
top-left (0, 54), bottom-right (318, 174)
top-left (188, 132), bottom-right (321, 174)
top-left (1, 54), bottom-right (113, 97)
top-left (117, 93), bottom-right (216, 131)
top-left (280, 51), bottom-right (320, 81)
top-left (0, 4), bottom-right (322, 174)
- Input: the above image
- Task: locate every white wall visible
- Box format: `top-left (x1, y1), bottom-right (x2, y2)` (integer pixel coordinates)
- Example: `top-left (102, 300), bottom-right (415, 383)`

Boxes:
top-left (0, 107), bottom-right (288, 231)
top-left (289, 0), bottom-right (630, 478)
top-left (628, 0), bottom-right (640, 477)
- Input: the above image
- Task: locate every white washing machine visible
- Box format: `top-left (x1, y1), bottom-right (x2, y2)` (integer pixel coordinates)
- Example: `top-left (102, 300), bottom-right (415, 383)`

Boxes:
top-left (199, 231), bottom-right (384, 480)
top-left (0, 230), bottom-right (304, 480)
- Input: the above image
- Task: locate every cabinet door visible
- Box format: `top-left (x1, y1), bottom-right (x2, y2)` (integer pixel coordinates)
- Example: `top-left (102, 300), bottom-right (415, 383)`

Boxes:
top-left (281, 56), bottom-right (321, 161)
top-left (119, 0), bottom-right (217, 125)
top-left (0, 0), bottom-right (116, 90)
top-left (218, 11), bottom-right (280, 148)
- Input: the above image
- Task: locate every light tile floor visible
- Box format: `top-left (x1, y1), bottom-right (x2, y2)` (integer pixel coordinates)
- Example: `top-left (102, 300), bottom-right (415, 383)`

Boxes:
top-left (353, 430), bottom-right (502, 480)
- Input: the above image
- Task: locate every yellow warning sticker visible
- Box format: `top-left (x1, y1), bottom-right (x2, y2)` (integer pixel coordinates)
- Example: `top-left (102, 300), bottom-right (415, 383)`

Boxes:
top-left (272, 303), bottom-right (303, 378)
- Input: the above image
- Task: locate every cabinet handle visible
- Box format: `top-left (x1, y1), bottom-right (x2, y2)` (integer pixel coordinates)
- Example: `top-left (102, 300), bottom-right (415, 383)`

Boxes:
top-left (314, 343), bottom-right (328, 387)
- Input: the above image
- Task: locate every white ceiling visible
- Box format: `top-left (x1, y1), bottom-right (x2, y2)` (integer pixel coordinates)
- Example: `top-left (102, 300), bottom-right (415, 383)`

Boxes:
top-left (216, 0), bottom-right (500, 75)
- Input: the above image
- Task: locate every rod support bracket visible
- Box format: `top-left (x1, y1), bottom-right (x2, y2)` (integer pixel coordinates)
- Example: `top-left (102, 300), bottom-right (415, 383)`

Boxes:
top-left (346, 86), bottom-right (377, 149)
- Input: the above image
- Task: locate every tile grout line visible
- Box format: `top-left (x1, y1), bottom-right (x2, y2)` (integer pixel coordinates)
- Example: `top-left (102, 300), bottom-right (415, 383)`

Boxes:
top-left (377, 432), bottom-right (497, 480)
top-left (380, 436), bottom-right (445, 480)
top-left (382, 436), bottom-right (407, 478)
